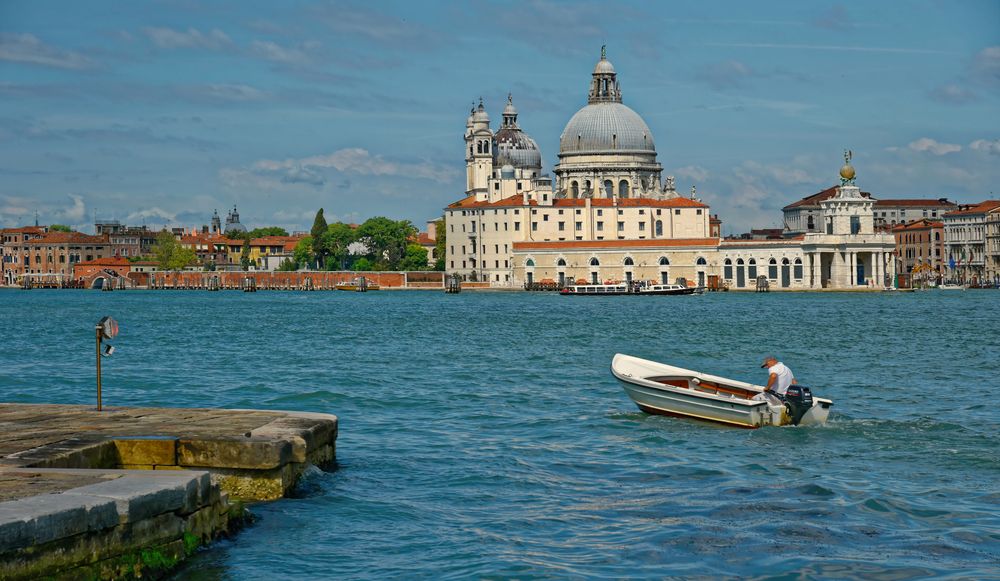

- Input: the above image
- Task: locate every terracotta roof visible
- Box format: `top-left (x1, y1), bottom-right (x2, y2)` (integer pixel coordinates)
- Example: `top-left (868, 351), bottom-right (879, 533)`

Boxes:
top-left (179, 234), bottom-right (238, 245)
top-left (1, 226), bottom-right (46, 235)
top-left (449, 194), bottom-right (710, 210)
top-left (416, 232), bottom-right (435, 245)
top-left (25, 232), bottom-right (106, 245)
top-left (891, 219), bottom-right (943, 232)
top-left (720, 235), bottom-right (805, 246)
top-left (75, 257), bottom-right (131, 267)
top-left (250, 235), bottom-right (304, 246)
top-left (873, 198), bottom-right (956, 208)
top-left (943, 200), bottom-right (1000, 217)
top-left (783, 186), bottom-right (872, 210)
top-left (513, 238), bottom-right (719, 251)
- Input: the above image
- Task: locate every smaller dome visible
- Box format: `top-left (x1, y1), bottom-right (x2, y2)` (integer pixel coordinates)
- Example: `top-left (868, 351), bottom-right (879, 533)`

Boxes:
top-left (500, 164), bottom-right (515, 179)
top-left (503, 94), bottom-right (517, 117)
top-left (594, 58), bottom-right (615, 75)
top-left (472, 98), bottom-right (490, 123)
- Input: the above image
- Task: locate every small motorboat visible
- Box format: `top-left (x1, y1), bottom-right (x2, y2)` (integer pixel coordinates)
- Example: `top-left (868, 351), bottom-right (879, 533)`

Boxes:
top-left (611, 354), bottom-right (833, 428)
top-left (938, 283), bottom-right (968, 291)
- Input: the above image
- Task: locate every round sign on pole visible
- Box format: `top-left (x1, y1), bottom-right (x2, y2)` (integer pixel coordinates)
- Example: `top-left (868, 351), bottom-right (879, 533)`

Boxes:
top-left (98, 316), bottom-right (119, 339)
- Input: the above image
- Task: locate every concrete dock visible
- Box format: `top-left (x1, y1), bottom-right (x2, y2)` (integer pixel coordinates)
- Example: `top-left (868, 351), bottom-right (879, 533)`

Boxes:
top-left (0, 403), bottom-right (338, 580)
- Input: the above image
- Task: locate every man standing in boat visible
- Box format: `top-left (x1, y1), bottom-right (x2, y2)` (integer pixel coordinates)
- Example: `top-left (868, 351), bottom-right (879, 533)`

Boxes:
top-left (755, 356), bottom-right (796, 403)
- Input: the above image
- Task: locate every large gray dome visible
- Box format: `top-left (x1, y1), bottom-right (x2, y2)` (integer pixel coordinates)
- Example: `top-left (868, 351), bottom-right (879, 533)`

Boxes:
top-left (559, 102), bottom-right (655, 155)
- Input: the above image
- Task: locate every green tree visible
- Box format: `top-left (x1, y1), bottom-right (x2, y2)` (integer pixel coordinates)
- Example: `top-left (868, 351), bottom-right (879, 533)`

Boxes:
top-left (399, 244), bottom-right (429, 271)
top-left (246, 226), bottom-right (289, 238)
top-left (293, 236), bottom-right (313, 269)
top-left (310, 208), bottom-right (329, 269)
top-left (153, 231), bottom-right (196, 271)
top-left (240, 238), bottom-right (252, 270)
top-left (352, 257), bottom-right (374, 271)
top-left (276, 258), bottom-right (298, 272)
top-left (356, 217), bottom-right (417, 270)
top-left (433, 217), bottom-right (446, 271)
top-left (322, 222), bottom-right (358, 271)
top-left (49, 224), bottom-right (72, 232)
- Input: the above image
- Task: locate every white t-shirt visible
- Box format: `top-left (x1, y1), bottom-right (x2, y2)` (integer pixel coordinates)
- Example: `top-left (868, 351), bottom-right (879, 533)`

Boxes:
top-left (767, 362), bottom-right (794, 395)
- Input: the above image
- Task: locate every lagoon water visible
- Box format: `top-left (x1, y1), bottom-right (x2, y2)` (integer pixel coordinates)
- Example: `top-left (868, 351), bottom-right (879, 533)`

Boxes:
top-left (2, 289), bottom-right (999, 579)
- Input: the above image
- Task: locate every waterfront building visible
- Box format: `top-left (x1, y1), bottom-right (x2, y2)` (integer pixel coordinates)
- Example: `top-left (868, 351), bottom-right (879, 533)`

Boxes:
top-left (17, 231), bottom-right (113, 280)
top-left (891, 219), bottom-right (945, 285)
top-left (986, 207), bottom-right (1000, 284)
top-left (943, 200), bottom-right (1000, 284)
top-left (1, 226), bottom-right (47, 285)
top-left (783, 190), bottom-right (956, 235)
top-left (446, 48), bottom-right (709, 285)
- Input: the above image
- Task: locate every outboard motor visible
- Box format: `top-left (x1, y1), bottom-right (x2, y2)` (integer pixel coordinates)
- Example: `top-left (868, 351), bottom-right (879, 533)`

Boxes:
top-left (782, 385), bottom-right (814, 425)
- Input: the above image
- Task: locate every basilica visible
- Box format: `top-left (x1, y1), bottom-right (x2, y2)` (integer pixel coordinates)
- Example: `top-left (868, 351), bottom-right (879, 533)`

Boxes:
top-left (443, 48), bottom-right (895, 290)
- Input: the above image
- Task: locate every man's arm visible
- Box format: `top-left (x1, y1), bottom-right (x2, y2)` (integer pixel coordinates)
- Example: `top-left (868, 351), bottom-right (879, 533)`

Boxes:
top-left (765, 373), bottom-right (777, 391)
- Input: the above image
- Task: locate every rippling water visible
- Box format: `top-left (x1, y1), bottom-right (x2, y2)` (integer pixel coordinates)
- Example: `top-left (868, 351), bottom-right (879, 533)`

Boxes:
top-left (2, 289), bottom-right (999, 579)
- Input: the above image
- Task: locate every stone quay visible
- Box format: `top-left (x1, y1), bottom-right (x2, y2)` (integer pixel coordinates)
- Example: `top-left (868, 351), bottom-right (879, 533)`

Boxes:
top-left (0, 403), bottom-right (338, 580)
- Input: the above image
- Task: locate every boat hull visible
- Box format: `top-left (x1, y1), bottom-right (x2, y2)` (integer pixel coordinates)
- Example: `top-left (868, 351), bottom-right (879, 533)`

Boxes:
top-left (612, 353), bottom-right (832, 429)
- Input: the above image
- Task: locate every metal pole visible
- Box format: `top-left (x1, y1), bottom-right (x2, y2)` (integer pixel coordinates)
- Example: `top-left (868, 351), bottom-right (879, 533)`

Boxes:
top-left (96, 326), bottom-right (102, 411)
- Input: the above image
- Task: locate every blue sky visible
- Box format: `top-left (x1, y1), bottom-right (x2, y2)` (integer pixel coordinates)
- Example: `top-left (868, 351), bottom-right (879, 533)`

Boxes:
top-left (1, 0), bottom-right (998, 235)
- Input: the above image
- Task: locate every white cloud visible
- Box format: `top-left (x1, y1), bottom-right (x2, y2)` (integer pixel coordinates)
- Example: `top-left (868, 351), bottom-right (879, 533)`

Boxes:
top-left (0, 33), bottom-right (93, 69)
top-left (250, 40), bottom-right (311, 65)
top-left (970, 139), bottom-right (1000, 155)
top-left (57, 194), bottom-right (86, 223)
top-left (197, 83), bottom-right (267, 102)
top-left (695, 60), bottom-right (754, 90)
top-left (673, 165), bottom-right (709, 182)
top-left (974, 45), bottom-right (1000, 84)
top-left (255, 148), bottom-right (457, 183)
top-left (126, 207), bottom-right (177, 223)
top-left (907, 138), bottom-right (961, 155)
top-left (929, 84), bottom-right (978, 105)
top-left (142, 27), bottom-right (232, 50)
top-left (738, 161), bottom-right (813, 185)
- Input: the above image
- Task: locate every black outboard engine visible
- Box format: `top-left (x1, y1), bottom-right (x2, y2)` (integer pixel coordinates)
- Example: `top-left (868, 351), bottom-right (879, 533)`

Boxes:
top-left (782, 385), bottom-right (814, 425)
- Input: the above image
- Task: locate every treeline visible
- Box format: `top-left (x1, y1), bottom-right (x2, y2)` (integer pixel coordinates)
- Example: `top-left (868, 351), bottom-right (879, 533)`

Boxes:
top-left (278, 209), bottom-right (442, 272)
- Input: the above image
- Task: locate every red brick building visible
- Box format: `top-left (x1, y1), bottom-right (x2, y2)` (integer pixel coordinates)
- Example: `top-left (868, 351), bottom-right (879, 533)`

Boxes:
top-left (892, 219), bottom-right (944, 283)
top-left (2, 226), bottom-right (47, 285)
top-left (17, 232), bottom-right (113, 280)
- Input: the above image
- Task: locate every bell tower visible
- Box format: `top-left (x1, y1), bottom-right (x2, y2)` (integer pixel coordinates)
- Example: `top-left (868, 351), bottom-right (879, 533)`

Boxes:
top-left (466, 98), bottom-right (493, 198)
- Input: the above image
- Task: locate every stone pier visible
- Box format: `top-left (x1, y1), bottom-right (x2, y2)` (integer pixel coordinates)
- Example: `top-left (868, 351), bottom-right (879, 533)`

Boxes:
top-left (0, 403), bottom-right (338, 580)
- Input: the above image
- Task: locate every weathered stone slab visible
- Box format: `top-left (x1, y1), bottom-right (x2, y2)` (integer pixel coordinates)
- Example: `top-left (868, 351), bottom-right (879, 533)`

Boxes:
top-left (113, 437), bottom-right (177, 466)
top-left (63, 471), bottom-right (207, 523)
top-left (0, 492), bottom-right (118, 551)
top-left (177, 437), bottom-right (293, 470)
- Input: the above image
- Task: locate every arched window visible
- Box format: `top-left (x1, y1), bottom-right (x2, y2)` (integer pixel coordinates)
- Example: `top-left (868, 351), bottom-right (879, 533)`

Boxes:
top-left (793, 258), bottom-right (803, 279)
top-left (525, 258), bottom-right (535, 267)
top-left (737, 258), bottom-right (744, 265)
top-left (768, 258), bottom-right (778, 279)
top-left (571, 181), bottom-right (579, 197)
top-left (476, 141), bottom-right (482, 154)
top-left (655, 220), bottom-right (663, 236)
top-left (723, 258), bottom-right (733, 280)
top-left (781, 258), bottom-right (790, 265)
top-left (619, 180), bottom-right (629, 198)
top-left (603, 180), bottom-right (613, 197)
top-left (807, 215), bottom-right (815, 230)
top-left (935, 232), bottom-right (940, 241)
top-left (624, 257), bottom-right (634, 266)
top-left (748, 258), bottom-right (757, 279)
top-left (557, 258), bottom-right (566, 267)
top-left (697, 257), bottom-right (707, 266)
top-left (658, 256), bottom-right (669, 266)
top-left (590, 257), bottom-right (600, 266)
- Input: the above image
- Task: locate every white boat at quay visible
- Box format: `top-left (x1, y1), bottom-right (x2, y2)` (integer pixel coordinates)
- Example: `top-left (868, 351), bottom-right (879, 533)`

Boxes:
top-left (611, 354), bottom-right (833, 429)
top-left (560, 282), bottom-right (698, 296)
top-left (938, 283), bottom-right (968, 290)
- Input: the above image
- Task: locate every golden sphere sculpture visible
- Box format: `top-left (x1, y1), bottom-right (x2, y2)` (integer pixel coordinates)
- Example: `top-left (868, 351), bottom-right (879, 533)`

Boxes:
top-left (840, 164), bottom-right (856, 181)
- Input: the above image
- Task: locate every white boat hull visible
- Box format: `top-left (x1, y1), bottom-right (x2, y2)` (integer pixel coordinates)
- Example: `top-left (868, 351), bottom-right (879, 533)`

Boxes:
top-left (612, 353), bottom-right (832, 429)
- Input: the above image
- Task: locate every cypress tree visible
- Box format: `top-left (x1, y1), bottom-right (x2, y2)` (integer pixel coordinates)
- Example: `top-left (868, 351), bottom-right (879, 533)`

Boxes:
top-left (310, 208), bottom-right (328, 269)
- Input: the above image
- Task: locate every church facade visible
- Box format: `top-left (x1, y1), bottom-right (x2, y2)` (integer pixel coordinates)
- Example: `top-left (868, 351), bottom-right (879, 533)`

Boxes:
top-left (443, 49), bottom-right (895, 290)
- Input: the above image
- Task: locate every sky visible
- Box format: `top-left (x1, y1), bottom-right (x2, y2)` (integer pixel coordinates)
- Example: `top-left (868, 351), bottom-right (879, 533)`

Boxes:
top-left (1, 0), bottom-right (998, 235)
